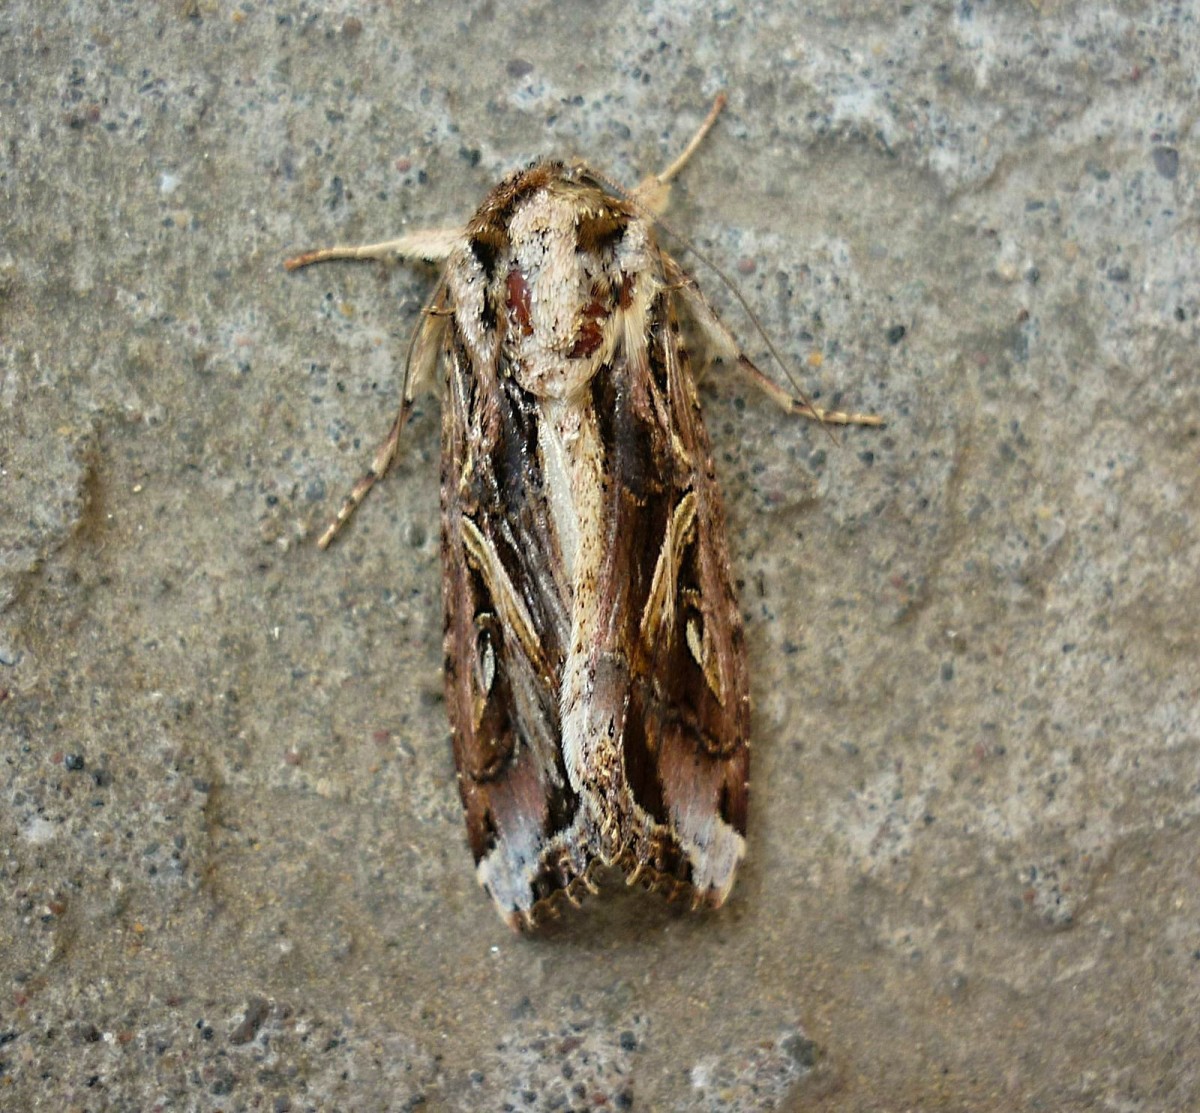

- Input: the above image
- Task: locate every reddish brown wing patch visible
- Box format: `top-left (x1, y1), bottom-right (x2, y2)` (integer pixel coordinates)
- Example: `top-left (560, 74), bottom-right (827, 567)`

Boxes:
top-left (505, 266), bottom-right (534, 337)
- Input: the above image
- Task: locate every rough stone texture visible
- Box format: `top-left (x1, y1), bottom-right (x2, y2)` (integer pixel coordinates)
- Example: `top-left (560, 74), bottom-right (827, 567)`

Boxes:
top-left (2, 2), bottom-right (1197, 1110)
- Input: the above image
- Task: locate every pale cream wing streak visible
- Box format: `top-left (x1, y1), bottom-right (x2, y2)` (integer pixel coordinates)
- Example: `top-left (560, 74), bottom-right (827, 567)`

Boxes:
top-left (686, 604), bottom-right (725, 707)
top-left (459, 516), bottom-right (549, 679)
top-left (639, 490), bottom-right (697, 650)
top-left (495, 505), bottom-right (572, 652)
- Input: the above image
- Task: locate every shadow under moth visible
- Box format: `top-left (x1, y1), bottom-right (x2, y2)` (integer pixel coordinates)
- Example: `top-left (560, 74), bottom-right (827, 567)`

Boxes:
top-left (285, 95), bottom-right (880, 931)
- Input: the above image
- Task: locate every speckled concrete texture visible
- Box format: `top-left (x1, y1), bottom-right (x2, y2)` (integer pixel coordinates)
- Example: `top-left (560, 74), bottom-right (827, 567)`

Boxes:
top-left (2, 3), bottom-right (1197, 1110)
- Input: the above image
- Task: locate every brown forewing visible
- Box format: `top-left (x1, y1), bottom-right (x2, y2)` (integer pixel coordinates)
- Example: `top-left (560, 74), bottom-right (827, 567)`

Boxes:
top-left (594, 279), bottom-right (751, 901)
top-left (440, 325), bottom-right (586, 920)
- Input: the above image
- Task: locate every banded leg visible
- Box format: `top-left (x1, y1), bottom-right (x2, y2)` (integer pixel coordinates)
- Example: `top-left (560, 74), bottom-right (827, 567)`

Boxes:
top-left (284, 229), bottom-right (461, 546)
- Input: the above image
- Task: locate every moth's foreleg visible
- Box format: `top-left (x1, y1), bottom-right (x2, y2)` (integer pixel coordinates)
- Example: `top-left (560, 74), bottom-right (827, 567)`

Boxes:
top-left (313, 299), bottom-right (448, 548)
top-left (672, 263), bottom-right (884, 428)
top-left (283, 228), bottom-right (461, 271)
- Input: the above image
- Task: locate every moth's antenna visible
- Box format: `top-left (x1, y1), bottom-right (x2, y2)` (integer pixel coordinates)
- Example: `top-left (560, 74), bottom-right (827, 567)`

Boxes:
top-left (585, 96), bottom-right (880, 432)
top-left (656, 92), bottom-right (727, 187)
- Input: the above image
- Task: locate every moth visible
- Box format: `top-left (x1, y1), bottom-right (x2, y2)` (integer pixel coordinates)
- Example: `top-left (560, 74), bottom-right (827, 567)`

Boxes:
top-left (285, 96), bottom-right (880, 930)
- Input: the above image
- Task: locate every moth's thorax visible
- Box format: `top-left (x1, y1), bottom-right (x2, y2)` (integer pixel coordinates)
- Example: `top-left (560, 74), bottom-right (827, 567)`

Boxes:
top-left (449, 166), bottom-right (661, 401)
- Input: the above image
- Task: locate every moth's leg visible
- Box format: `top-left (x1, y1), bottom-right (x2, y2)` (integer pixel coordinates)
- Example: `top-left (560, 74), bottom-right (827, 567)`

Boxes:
top-left (670, 262), bottom-right (884, 427)
top-left (313, 303), bottom-right (448, 548)
top-left (283, 227), bottom-right (462, 271)
top-left (285, 221), bottom-right (457, 546)
top-left (316, 409), bottom-right (410, 549)
top-left (623, 94), bottom-right (881, 424)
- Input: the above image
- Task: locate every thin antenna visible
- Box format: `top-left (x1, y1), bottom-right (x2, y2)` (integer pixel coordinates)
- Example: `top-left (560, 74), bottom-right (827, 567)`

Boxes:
top-left (588, 97), bottom-right (881, 431)
top-left (657, 92), bottom-right (727, 186)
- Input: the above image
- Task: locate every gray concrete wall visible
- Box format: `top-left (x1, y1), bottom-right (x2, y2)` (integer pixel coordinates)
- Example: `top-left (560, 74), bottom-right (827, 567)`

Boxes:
top-left (2, 3), bottom-right (1197, 1109)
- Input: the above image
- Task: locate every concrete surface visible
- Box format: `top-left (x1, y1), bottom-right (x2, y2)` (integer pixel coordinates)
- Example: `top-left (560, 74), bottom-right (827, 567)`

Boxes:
top-left (2, 2), bottom-right (1198, 1110)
